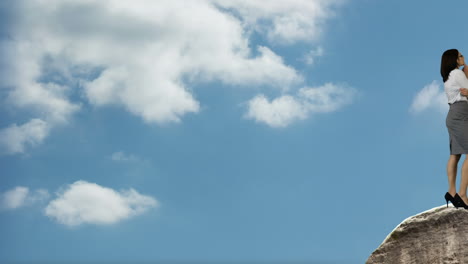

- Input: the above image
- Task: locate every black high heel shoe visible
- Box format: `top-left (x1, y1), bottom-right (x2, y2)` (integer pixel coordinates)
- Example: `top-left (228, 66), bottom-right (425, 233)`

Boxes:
top-left (445, 192), bottom-right (458, 208)
top-left (454, 194), bottom-right (468, 209)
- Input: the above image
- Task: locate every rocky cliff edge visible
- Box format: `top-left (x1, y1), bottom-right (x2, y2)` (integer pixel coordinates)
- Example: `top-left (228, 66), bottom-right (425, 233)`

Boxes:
top-left (367, 204), bottom-right (468, 264)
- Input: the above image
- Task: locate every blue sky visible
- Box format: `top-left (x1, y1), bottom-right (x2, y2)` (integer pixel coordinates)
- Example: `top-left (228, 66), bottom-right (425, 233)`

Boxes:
top-left (1, 0), bottom-right (468, 263)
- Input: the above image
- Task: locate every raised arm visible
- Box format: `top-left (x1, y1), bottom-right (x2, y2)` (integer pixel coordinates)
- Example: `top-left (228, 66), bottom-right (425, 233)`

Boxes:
top-left (460, 88), bottom-right (468, 97)
top-left (459, 67), bottom-right (468, 97)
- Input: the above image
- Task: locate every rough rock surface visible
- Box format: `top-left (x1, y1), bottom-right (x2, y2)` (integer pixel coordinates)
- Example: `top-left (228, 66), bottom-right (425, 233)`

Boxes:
top-left (367, 204), bottom-right (468, 264)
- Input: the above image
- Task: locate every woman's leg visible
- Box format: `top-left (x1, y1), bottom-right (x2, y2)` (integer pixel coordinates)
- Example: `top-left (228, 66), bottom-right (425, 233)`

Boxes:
top-left (459, 155), bottom-right (468, 204)
top-left (448, 154), bottom-right (461, 196)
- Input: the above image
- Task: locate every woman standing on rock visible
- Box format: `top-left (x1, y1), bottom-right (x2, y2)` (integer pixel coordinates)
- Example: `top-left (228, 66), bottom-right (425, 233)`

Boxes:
top-left (442, 49), bottom-right (468, 209)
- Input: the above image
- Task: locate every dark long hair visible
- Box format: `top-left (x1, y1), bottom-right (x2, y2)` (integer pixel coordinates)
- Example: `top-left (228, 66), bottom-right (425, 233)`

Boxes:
top-left (441, 49), bottom-right (459, 82)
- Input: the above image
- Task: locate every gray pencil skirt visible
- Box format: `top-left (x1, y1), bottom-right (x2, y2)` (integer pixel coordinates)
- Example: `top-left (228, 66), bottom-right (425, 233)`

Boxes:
top-left (446, 101), bottom-right (468, 154)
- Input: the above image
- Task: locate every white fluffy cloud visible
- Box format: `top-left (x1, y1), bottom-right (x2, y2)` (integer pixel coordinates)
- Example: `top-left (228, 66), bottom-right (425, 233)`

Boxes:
top-left (245, 95), bottom-right (308, 128)
top-left (410, 81), bottom-right (448, 114)
top-left (213, 0), bottom-right (342, 44)
top-left (44, 181), bottom-right (158, 226)
top-left (245, 83), bottom-right (356, 127)
top-left (1, 0), bottom-right (345, 154)
top-left (0, 119), bottom-right (50, 155)
top-left (1, 186), bottom-right (50, 209)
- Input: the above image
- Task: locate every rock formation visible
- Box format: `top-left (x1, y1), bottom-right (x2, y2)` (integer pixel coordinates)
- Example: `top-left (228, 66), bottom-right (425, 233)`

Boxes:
top-left (367, 204), bottom-right (468, 264)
